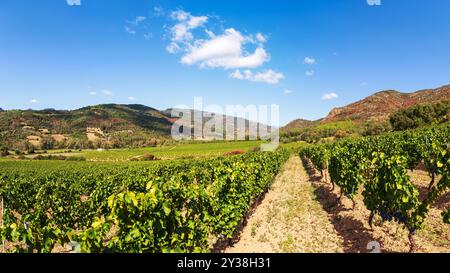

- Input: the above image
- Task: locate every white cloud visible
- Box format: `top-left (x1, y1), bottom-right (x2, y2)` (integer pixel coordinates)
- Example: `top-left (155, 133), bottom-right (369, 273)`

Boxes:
top-left (30, 99), bottom-right (38, 104)
top-left (125, 16), bottom-right (147, 35)
top-left (166, 42), bottom-right (181, 54)
top-left (101, 90), bottom-right (113, 96)
top-left (89, 91), bottom-right (97, 96)
top-left (252, 70), bottom-right (284, 84)
top-left (321, 92), bottom-right (339, 100)
top-left (171, 10), bottom-right (190, 21)
top-left (125, 26), bottom-right (136, 35)
top-left (255, 33), bottom-right (267, 43)
top-left (128, 96), bottom-right (136, 101)
top-left (66, 0), bottom-right (81, 6)
top-left (230, 69), bottom-right (284, 84)
top-left (144, 33), bottom-right (152, 40)
top-left (305, 70), bottom-right (314, 76)
top-left (205, 29), bottom-right (216, 38)
top-left (187, 16), bottom-right (208, 29)
top-left (165, 9), bottom-right (281, 84)
top-left (134, 16), bottom-right (146, 25)
top-left (304, 57), bottom-right (316, 65)
top-left (367, 0), bottom-right (382, 6)
top-left (230, 70), bottom-right (244, 80)
top-left (168, 10), bottom-right (208, 43)
top-left (181, 28), bottom-right (269, 69)
top-left (154, 6), bottom-right (165, 17)
top-left (126, 16), bottom-right (146, 27)
top-left (283, 89), bottom-right (293, 95)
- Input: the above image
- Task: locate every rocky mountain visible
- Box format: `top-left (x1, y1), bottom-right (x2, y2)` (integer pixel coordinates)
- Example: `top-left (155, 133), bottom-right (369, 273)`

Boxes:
top-left (324, 84), bottom-right (450, 123)
top-left (283, 84), bottom-right (449, 132)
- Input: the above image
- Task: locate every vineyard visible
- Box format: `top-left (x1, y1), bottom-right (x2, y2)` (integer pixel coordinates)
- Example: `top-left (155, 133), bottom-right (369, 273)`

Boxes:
top-left (300, 124), bottom-right (450, 251)
top-left (0, 125), bottom-right (448, 253)
top-left (0, 150), bottom-right (289, 253)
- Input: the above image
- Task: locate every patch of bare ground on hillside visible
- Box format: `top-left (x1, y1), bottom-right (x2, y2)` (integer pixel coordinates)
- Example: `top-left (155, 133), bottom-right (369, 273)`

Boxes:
top-left (225, 156), bottom-right (344, 253)
top-left (303, 158), bottom-right (450, 253)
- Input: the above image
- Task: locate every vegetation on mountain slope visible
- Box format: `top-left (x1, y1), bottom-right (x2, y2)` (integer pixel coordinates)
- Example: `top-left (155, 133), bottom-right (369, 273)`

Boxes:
top-left (281, 85), bottom-right (449, 143)
top-left (0, 104), bottom-right (268, 151)
top-left (390, 100), bottom-right (450, 131)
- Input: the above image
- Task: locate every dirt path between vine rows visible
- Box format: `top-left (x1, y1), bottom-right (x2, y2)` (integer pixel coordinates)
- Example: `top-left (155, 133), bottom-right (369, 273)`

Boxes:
top-left (226, 156), bottom-right (344, 253)
top-left (226, 155), bottom-right (450, 253)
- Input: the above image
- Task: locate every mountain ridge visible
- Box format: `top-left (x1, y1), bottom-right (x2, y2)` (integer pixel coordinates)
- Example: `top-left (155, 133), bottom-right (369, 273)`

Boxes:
top-left (283, 84), bottom-right (449, 132)
top-left (0, 84), bottom-right (449, 149)
top-left (0, 104), bottom-right (272, 149)
top-left (323, 84), bottom-right (450, 123)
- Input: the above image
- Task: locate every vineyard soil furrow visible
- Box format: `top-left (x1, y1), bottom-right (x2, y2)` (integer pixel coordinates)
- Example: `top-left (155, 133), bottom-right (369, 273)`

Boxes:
top-left (226, 156), bottom-right (344, 253)
top-left (303, 159), bottom-right (450, 253)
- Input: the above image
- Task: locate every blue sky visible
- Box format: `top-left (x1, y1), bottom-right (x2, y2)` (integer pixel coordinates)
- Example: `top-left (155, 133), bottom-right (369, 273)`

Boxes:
top-left (0, 0), bottom-right (449, 125)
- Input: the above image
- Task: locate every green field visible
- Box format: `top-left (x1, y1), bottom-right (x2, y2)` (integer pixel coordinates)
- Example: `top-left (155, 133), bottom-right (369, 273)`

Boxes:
top-left (280, 141), bottom-right (308, 152)
top-left (80, 140), bottom-right (264, 161)
top-left (1, 141), bottom-right (307, 164)
top-left (1, 140), bottom-right (297, 163)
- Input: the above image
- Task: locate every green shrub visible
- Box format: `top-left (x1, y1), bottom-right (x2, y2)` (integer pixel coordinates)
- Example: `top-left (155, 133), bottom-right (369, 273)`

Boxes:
top-left (141, 153), bottom-right (157, 161)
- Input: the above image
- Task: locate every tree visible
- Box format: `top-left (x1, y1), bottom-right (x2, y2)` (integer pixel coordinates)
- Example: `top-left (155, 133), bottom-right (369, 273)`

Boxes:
top-left (363, 120), bottom-right (392, 136)
top-left (390, 100), bottom-right (450, 131)
top-left (0, 145), bottom-right (9, 157)
top-left (41, 138), bottom-right (54, 150)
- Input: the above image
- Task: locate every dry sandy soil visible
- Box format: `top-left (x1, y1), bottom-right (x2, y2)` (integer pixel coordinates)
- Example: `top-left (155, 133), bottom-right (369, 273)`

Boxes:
top-left (226, 155), bottom-right (450, 253)
top-left (226, 156), bottom-right (344, 253)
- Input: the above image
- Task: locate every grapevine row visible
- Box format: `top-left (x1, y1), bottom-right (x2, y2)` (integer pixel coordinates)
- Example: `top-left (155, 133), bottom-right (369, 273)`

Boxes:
top-left (0, 150), bottom-right (289, 253)
top-left (300, 124), bottom-right (450, 251)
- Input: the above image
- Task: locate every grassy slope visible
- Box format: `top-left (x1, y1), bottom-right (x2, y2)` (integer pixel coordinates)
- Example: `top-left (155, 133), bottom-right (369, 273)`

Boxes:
top-left (82, 140), bottom-right (263, 161)
top-left (0, 141), bottom-right (265, 162)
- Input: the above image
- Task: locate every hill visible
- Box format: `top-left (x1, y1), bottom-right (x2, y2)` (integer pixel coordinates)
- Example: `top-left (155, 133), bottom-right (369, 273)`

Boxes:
top-left (0, 104), bottom-right (270, 150)
top-left (282, 118), bottom-right (314, 132)
top-left (284, 84), bottom-right (449, 131)
top-left (324, 84), bottom-right (450, 123)
top-left (281, 84), bottom-right (449, 143)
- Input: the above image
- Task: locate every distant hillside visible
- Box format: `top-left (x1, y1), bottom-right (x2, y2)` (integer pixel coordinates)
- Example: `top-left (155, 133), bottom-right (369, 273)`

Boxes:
top-left (324, 84), bottom-right (450, 123)
top-left (0, 104), bottom-right (173, 136)
top-left (282, 119), bottom-right (314, 132)
top-left (0, 104), bottom-right (270, 150)
top-left (281, 84), bottom-right (449, 143)
top-left (164, 108), bottom-right (271, 139)
top-left (283, 84), bottom-right (450, 132)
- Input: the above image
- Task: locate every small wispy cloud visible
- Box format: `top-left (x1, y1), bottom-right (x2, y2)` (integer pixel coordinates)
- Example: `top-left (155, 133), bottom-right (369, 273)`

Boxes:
top-left (144, 33), bottom-right (153, 40)
top-left (30, 99), bottom-right (38, 104)
top-left (125, 26), bottom-right (137, 35)
top-left (283, 89), bottom-right (293, 95)
top-left (153, 6), bottom-right (165, 17)
top-left (128, 96), bottom-right (136, 101)
top-left (255, 33), bottom-right (267, 43)
top-left (367, 0), bottom-right (382, 6)
top-left (321, 92), bottom-right (338, 100)
top-left (360, 82), bottom-right (369, 87)
top-left (89, 91), bottom-right (97, 96)
top-left (230, 69), bottom-right (285, 85)
top-left (125, 16), bottom-right (148, 36)
top-left (127, 16), bottom-right (146, 26)
top-left (304, 57), bottom-right (316, 65)
top-left (66, 0), bottom-right (81, 6)
top-left (305, 70), bottom-right (315, 77)
top-left (101, 89), bottom-right (113, 96)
